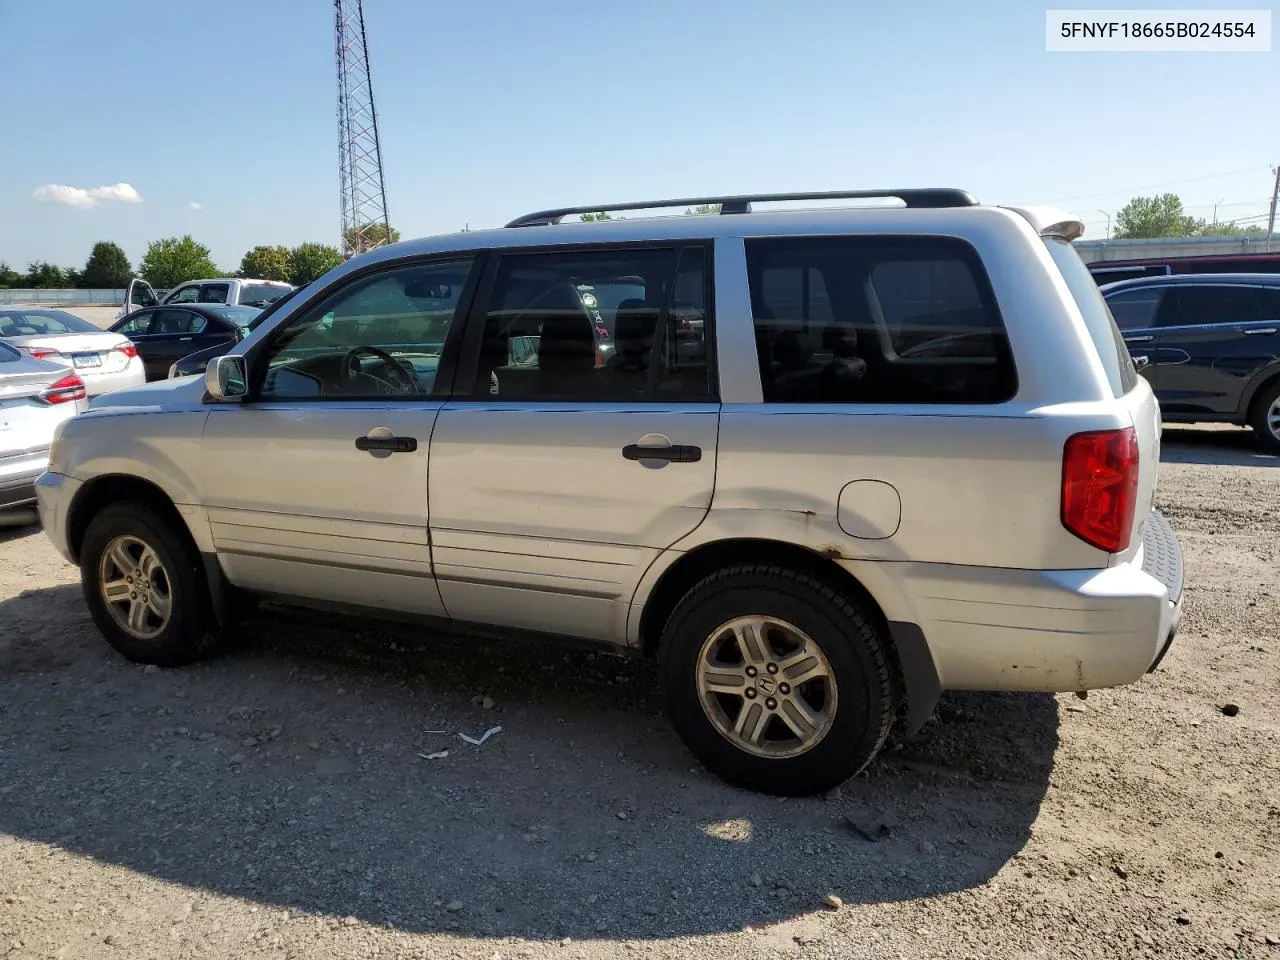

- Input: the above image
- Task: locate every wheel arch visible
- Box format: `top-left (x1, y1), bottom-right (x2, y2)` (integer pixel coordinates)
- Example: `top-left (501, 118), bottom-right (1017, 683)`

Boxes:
top-left (67, 474), bottom-right (235, 627)
top-left (1243, 366), bottom-right (1280, 423)
top-left (634, 537), bottom-right (941, 733)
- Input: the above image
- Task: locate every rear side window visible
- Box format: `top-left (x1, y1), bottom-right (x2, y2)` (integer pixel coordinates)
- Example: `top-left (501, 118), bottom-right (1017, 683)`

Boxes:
top-left (745, 236), bottom-right (1015, 404)
top-left (199, 283), bottom-right (231, 304)
top-left (1163, 285), bottom-right (1272, 327)
top-left (1044, 238), bottom-right (1138, 397)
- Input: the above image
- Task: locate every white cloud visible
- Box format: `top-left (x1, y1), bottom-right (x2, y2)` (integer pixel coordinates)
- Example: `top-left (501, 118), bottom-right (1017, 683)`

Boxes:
top-left (32, 182), bottom-right (142, 208)
top-left (189, 201), bottom-right (203, 211)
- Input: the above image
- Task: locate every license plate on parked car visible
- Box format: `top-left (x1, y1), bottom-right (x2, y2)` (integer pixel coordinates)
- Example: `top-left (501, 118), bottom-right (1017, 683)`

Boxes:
top-left (72, 353), bottom-right (102, 368)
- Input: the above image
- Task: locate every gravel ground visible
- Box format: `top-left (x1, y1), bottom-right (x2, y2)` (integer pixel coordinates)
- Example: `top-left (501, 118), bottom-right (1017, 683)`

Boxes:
top-left (1, 425), bottom-right (1277, 960)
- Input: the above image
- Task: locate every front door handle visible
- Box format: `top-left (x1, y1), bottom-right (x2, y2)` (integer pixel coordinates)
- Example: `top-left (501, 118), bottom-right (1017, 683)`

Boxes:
top-left (355, 435), bottom-right (417, 453)
top-left (1124, 335), bottom-right (1154, 343)
top-left (1242, 327), bottom-right (1278, 336)
top-left (622, 443), bottom-right (702, 463)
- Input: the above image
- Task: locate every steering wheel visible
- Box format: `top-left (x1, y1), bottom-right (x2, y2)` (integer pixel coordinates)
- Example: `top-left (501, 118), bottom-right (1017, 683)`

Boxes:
top-left (340, 345), bottom-right (418, 394)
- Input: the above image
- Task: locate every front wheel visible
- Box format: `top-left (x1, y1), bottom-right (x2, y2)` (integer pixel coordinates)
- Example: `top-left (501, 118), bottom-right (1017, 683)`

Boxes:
top-left (1249, 379), bottom-right (1280, 454)
top-left (659, 564), bottom-right (895, 796)
top-left (80, 503), bottom-right (221, 666)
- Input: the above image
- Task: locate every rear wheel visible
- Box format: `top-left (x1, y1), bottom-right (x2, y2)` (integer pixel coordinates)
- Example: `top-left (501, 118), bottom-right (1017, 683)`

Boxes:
top-left (659, 564), bottom-right (895, 796)
top-left (80, 503), bottom-right (221, 666)
top-left (1249, 379), bottom-right (1280, 454)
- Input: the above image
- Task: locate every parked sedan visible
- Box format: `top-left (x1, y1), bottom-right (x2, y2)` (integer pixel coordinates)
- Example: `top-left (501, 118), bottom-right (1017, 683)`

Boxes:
top-left (0, 342), bottom-right (87, 513)
top-left (0, 307), bottom-right (144, 396)
top-left (108, 303), bottom-right (261, 381)
top-left (168, 286), bottom-right (304, 379)
top-left (1101, 273), bottom-right (1280, 452)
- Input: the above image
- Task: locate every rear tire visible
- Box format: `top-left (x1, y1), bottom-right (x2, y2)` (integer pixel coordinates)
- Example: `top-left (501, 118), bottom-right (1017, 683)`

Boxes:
top-left (659, 564), bottom-right (895, 796)
top-left (80, 502), bottom-right (222, 666)
top-left (1249, 379), bottom-right (1280, 454)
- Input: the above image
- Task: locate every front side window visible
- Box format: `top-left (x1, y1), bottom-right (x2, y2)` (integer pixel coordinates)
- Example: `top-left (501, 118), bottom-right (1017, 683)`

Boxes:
top-left (477, 246), bottom-right (712, 402)
top-left (1104, 287), bottom-right (1164, 330)
top-left (1164, 285), bottom-right (1271, 327)
top-left (151, 309), bottom-right (206, 335)
top-left (167, 285), bottom-right (199, 304)
top-left (258, 258), bottom-right (474, 400)
top-left (199, 283), bottom-right (231, 304)
top-left (746, 236), bottom-right (1015, 404)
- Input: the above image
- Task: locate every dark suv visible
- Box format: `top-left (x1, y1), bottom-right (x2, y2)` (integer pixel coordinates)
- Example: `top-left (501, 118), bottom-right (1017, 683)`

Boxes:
top-left (1101, 273), bottom-right (1280, 452)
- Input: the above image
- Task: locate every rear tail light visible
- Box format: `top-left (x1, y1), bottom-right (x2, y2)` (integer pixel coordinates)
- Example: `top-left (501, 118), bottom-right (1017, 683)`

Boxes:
top-left (595, 347), bottom-right (606, 368)
top-left (39, 374), bottom-right (87, 405)
top-left (1061, 427), bottom-right (1139, 553)
top-left (116, 343), bottom-right (138, 359)
top-left (20, 346), bottom-right (60, 360)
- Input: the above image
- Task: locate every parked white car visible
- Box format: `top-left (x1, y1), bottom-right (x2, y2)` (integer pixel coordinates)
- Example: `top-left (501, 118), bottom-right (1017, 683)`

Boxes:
top-left (0, 307), bottom-right (145, 396)
top-left (1, 342), bottom-right (87, 513)
top-left (117, 277), bottom-right (294, 320)
top-left (37, 189), bottom-right (1184, 796)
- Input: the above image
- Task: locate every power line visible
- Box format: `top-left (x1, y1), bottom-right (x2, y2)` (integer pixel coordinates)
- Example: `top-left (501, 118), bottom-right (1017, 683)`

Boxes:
top-left (1047, 165), bottom-right (1267, 204)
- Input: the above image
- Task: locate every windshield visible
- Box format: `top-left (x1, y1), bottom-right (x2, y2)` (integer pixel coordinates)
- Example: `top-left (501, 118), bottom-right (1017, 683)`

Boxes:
top-left (0, 308), bottom-right (100, 336)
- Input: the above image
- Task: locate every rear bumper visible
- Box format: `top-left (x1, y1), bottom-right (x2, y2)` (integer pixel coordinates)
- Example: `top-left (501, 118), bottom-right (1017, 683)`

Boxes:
top-left (902, 509), bottom-right (1184, 692)
top-left (82, 360), bottom-right (146, 396)
top-left (0, 451), bottom-right (49, 510)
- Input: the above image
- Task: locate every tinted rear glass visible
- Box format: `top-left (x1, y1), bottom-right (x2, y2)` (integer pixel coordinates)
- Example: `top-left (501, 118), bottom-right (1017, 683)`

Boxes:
top-left (745, 236), bottom-right (1015, 404)
top-left (1045, 238), bottom-right (1138, 397)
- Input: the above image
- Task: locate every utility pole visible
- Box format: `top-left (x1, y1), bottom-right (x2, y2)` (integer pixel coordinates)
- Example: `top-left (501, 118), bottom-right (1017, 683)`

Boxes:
top-left (1267, 165), bottom-right (1279, 253)
top-left (1098, 209), bottom-right (1112, 240)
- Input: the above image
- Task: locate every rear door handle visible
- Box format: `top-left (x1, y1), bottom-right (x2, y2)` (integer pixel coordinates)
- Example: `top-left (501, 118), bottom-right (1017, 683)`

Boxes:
top-left (622, 443), bottom-right (702, 463)
top-left (1242, 327), bottom-right (1277, 336)
top-left (1124, 335), bottom-right (1154, 343)
top-left (355, 435), bottom-right (418, 453)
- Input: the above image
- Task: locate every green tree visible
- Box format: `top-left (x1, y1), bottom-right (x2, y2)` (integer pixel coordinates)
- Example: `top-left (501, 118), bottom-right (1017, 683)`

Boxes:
top-left (1201, 221), bottom-right (1266, 237)
top-left (289, 242), bottom-right (343, 285)
top-left (0, 261), bottom-right (22, 288)
top-left (239, 245), bottom-right (293, 282)
top-left (1114, 193), bottom-right (1206, 239)
top-left (343, 223), bottom-right (401, 252)
top-left (81, 241), bottom-right (133, 288)
top-left (140, 235), bottom-right (218, 288)
top-left (23, 261), bottom-right (65, 288)
top-left (684, 203), bottom-right (722, 215)
top-left (579, 211), bottom-right (612, 222)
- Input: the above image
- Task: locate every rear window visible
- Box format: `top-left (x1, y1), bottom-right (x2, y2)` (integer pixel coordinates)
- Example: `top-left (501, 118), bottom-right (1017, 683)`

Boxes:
top-left (745, 236), bottom-right (1015, 404)
top-left (1044, 238), bottom-right (1139, 397)
top-left (0, 309), bottom-right (99, 336)
top-left (238, 283), bottom-right (291, 307)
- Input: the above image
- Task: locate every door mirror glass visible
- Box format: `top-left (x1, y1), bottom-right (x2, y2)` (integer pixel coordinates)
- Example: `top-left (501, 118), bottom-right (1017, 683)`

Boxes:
top-left (205, 355), bottom-right (247, 402)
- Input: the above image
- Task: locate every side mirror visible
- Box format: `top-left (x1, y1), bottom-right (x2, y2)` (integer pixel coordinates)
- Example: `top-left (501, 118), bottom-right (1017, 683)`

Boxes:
top-left (205, 355), bottom-right (247, 402)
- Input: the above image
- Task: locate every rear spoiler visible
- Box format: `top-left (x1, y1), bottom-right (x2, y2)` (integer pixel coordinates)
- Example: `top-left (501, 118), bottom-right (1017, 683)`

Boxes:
top-left (1001, 205), bottom-right (1086, 241)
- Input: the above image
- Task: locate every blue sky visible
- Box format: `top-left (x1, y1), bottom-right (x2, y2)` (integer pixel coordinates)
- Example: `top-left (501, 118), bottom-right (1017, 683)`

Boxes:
top-left (1, 0), bottom-right (1275, 273)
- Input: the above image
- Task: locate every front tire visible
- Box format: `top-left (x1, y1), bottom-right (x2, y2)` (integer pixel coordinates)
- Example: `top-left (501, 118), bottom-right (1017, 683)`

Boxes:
top-left (80, 502), bottom-right (221, 666)
top-left (659, 564), bottom-right (895, 796)
top-left (1249, 379), bottom-right (1280, 454)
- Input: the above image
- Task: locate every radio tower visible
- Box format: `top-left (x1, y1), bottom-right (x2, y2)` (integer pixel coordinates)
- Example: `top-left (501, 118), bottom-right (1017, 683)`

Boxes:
top-left (334, 0), bottom-right (391, 259)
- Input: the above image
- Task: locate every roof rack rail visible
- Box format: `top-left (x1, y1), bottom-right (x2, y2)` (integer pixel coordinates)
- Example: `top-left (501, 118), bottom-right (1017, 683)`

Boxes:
top-left (505, 189), bottom-right (978, 228)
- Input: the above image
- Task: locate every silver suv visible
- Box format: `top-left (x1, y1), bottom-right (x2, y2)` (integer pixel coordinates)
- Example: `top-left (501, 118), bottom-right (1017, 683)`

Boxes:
top-left (36, 190), bottom-right (1184, 796)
